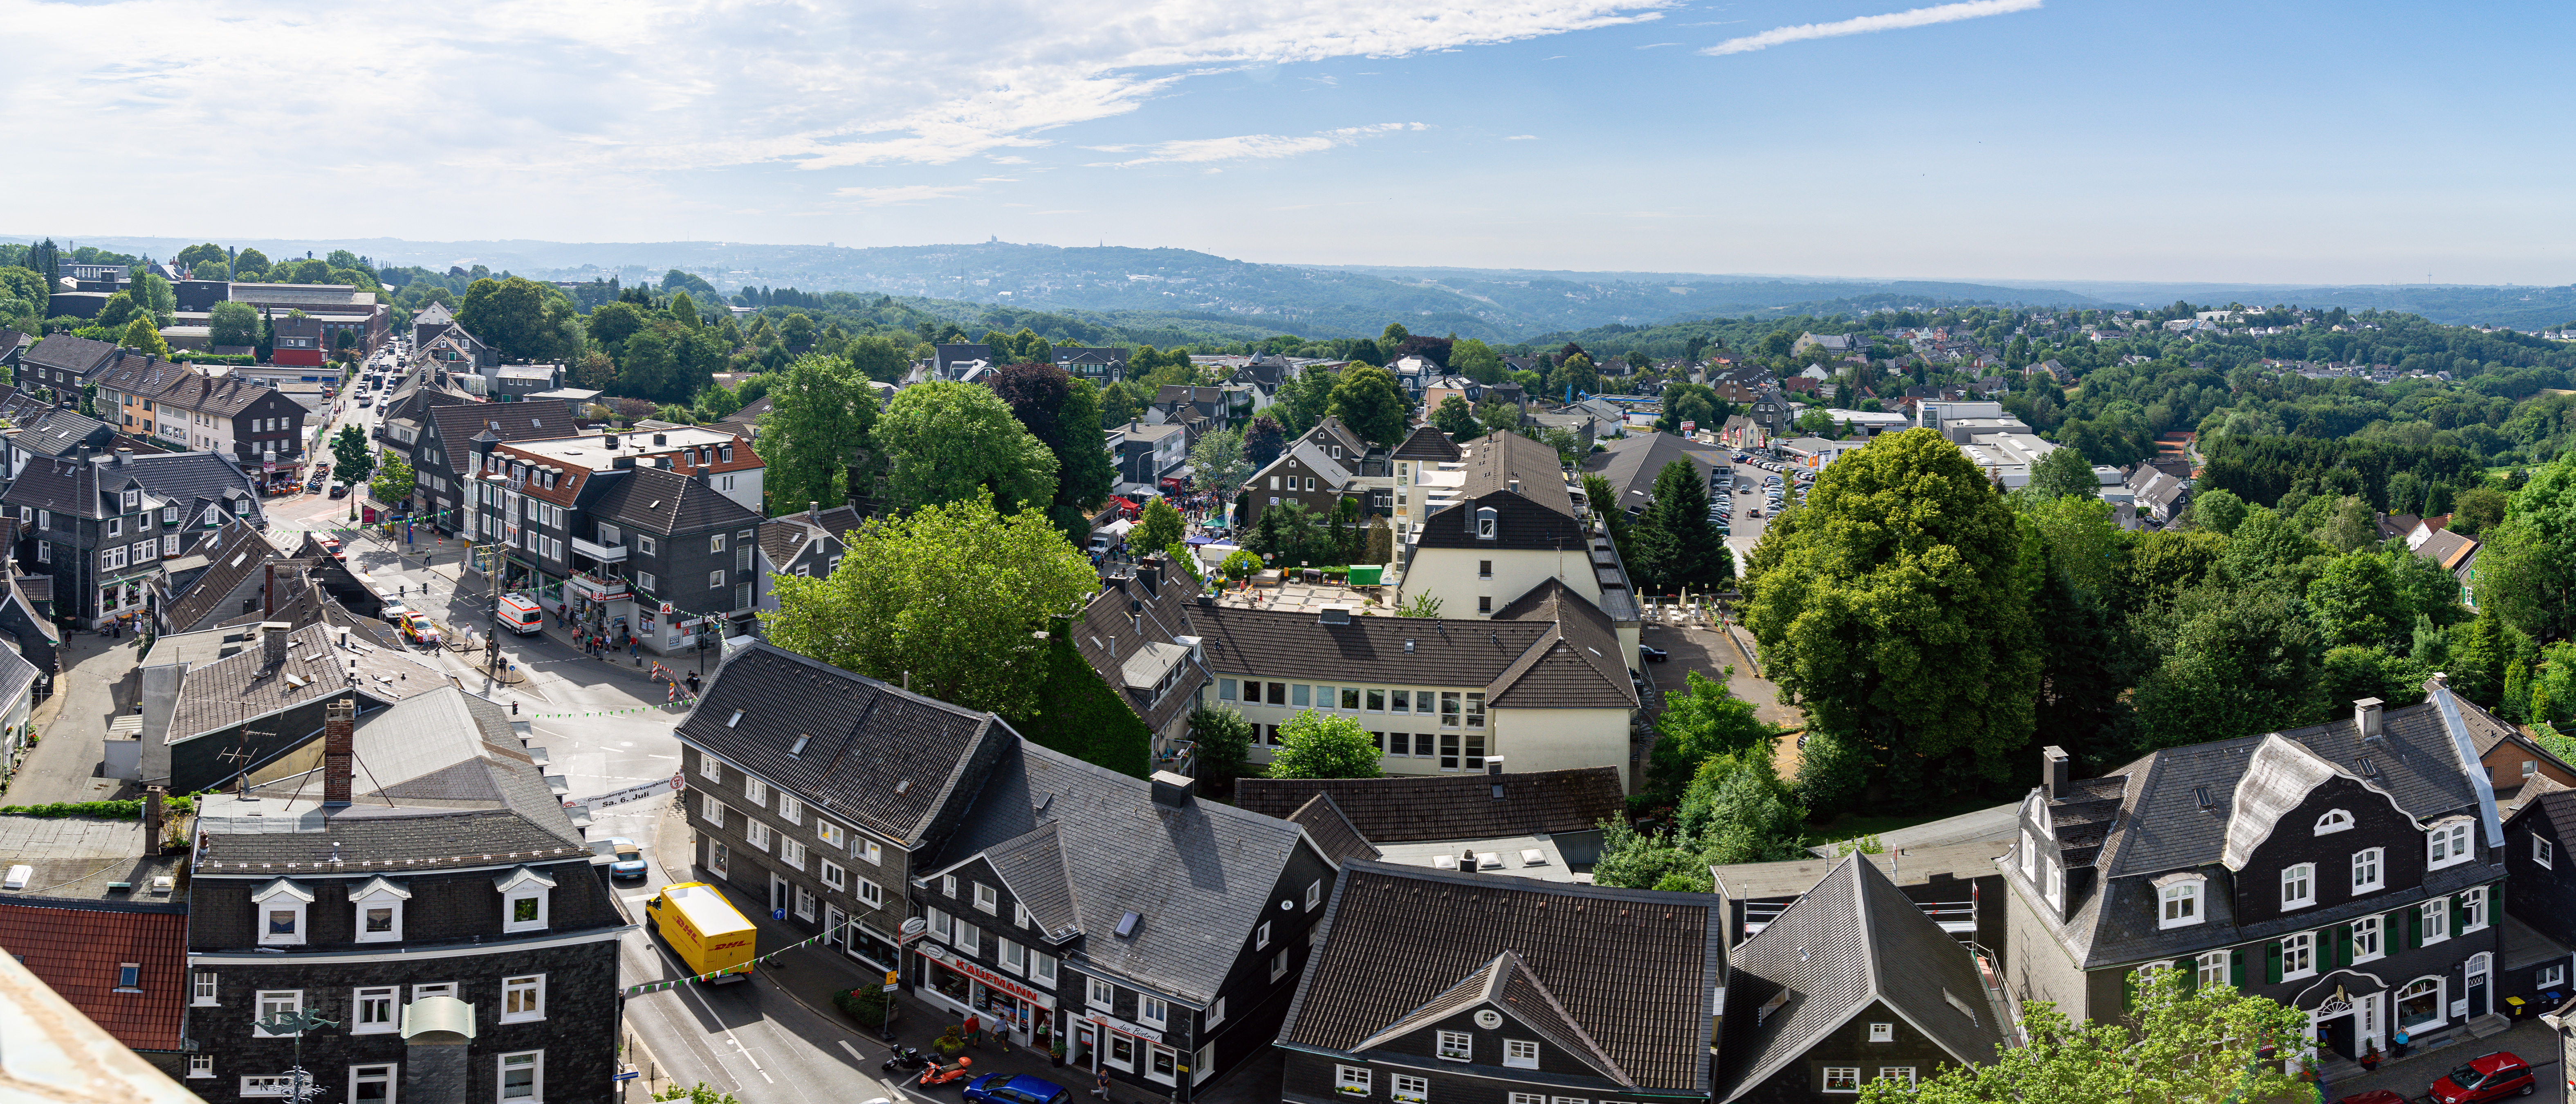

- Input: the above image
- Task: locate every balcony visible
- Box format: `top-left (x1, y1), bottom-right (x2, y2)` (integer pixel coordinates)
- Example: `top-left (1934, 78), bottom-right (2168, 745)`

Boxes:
top-left (570, 536), bottom-right (627, 563)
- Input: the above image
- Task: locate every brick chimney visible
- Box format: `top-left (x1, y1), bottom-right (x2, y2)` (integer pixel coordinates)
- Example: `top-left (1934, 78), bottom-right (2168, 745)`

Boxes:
top-left (323, 698), bottom-right (356, 806)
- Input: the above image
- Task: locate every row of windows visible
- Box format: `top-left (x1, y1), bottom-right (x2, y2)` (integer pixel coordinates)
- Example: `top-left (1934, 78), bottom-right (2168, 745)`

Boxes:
top-left (1218, 681), bottom-right (1486, 728)
top-left (2029, 815), bottom-right (2482, 925)
top-left (2156, 888), bottom-right (2491, 987)
top-left (1255, 725), bottom-right (1489, 770)
top-left (213, 977), bottom-right (548, 1030)
top-left (213, 1054), bottom-right (541, 1100)
top-left (704, 799), bottom-right (888, 908)
top-left (1337, 1066), bottom-right (1647, 1104)
top-left (249, 871), bottom-right (551, 946)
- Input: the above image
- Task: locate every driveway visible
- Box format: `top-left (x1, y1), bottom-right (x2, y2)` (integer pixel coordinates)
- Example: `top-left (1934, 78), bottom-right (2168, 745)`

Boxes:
top-left (3, 630), bottom-right (142, 806)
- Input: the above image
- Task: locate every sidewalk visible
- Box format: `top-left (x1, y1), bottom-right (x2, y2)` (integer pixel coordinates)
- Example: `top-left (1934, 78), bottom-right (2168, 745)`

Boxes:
top-left (646, 807), bottom-right (1282, 1104)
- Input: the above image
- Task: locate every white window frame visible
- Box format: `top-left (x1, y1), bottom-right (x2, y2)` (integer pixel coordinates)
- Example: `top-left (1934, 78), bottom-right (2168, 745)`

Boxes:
top-left (500, 974), bottom-right (546, 1024)
top-left (822, 861), bottom-right (846, 892)
top-left (780, 838), bottom-right (807, 871)
top-left (1032, 951), bottom-right (1057, 985)
top-left (252, 990), bottom-right (303, 1037)
top-left (349, 1064), bottom-right (394, 1104)
top-left (954, 920), bottom-right (978, 954)
top-left (942, 874), bottom-right (957, 898)
top-left (2538, 835), bottom-right (2556, 869)
top-left (1306, 880), bottom-right (1322, 910)
top-left (928, 907), bottom-right (951, 942)
top-left (1876, 1069), bottom-right (1916, 1088)
top-left (2280, 863), bottom-right (2315, 911)
top-left (187, 1055), bottom-right (213, 1079)
top-left (498, 867), bottom-right (554, 934)
top-left (352, 986), bottom-right (399, 1035)
top-left (2463, 886), bottom-right (2490, 933)
top-left (2282, 931), bottom-right (2316, 980)
top-left (794, 883), bottom-right (817, 922)
top-left (817, 820), bottom-right (846, 849)
top-left (1271, 949), bottom-right (1288, 982)
top-left (1822, 1068), bottom-right (1860, 1094)
top-left (1391, 1073), bottom-right (1429, 1104)
top-left (2020, 829), bottom-right (2035, 878)
top-left (2430, 817), bottom-right (2475, 870)
top-left (352, 879), bottom-right (411, 944)
top-left (702, 795), bottom-right (727, 828)
top-left (1257, 921), bottom-right (1271, 949)
top-left (253, 881), bottom-right (312, 947)
top-left (2194, 950), bottom-right (2229, 990)
top-left (746, 820), bottom-right (772, 851)
top-left (2158, 876), bottom-right (2203, 929)
top-left (192, 971), bottom-right (218, 1006)
top-left (856, 877), bottom-right (883, 908)
top-left (699, 757), bottom-right (724, 783)
top-left (779, 794), bottom-right (803, 825)
top-left (2352, 847), bottom-right (2384, 894)
top-left (1504, 1039), bottom-right (1539, 1068)
top-left (743, 777), bottom-right (768, 808)
top-left (2421, 898), bottom-right (2451, 944)
top-left (2354, 914), bottom-right (2384, 963)
top-left (498, 1050), bottom-right (543, 1102)
top-left (1205, 996), bottom-right (1223, 1026)
top-left (1436, 1030), bottom-right (1472, 1061)
top-left (999, 937), bottom-right (1025, 975)
top-left (1338, 1066), bottom-right (1373, 1095)
top-left (1868, 1022), bottom-right (1894, 1042)
top-left (974, 882), bottom-right (999, 914)
top-left (1140, 995), bottom-right (1169, 1029)
top-left (860, 839), bottom-right (883, 865)
top-left (1087, 974), bottom-right (1115, 1010)
top-left (2315, 808), bottom-right (2354, 835)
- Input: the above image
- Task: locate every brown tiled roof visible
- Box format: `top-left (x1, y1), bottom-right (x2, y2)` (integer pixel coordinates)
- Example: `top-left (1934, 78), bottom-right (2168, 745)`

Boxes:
top-left (1284, 793), bottom-right (1381, 863)
top-left (1279, 861), bottom-right (1721, 1093)
top-left (1237, 767), bottom-right (1627, 843)
top-left (0, 899), bottom-right (188, 1050)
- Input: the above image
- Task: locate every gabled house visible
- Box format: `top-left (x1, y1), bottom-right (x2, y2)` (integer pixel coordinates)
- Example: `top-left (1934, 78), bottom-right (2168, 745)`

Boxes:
top-left (4, 449), bottom-right (265, 628)
top-left (1068, 555), bottom-right (1209, 765)
top-left (2124, 464), bottom-right (2190, 525)
top-left (184, 692), bottom-right (625, 1103)
top-left (751, 502), bottom-right (859, 614)
top-left (2497, 790), bottom-right (2576, 997)
top-left (408, 400), bottom-right (579, 533)
top-left (911, 747), bottom-right (1344, 1100)
top-left (1276, 860), bottom-right (1721, 1104)
top-left (1054, 346), bottom-right (1127, 384)
top-left (143, 620), bottom-right (452, 793)
top-left (1714, 855), bottom-right (2010, 1103)
top-left (1241, 440), bottom-right (1360, 532)
top-left (1387, 425), bottom-right (1463, 535)
top-left (675, 641), bottom-right (1020, 977)
top-left (1238, 765), bottom-right (1624, 879)
top-left (152, 372), bottom-right (310, 487)
top-left (2002, 686), bottom-right (2513, 1068)
top-left (932, 343), bottom-right (996, 379)
top-left (1, 406), bottom-right (117, 479)
top-left (2415, 529), bottom-right (2482, 610)
top-left (1398, 431), bottom-right (1642, 655)
top-left (16, 334), bottom-right (126, 398)
top-left (1580, 432), bottom-right (1727, 519)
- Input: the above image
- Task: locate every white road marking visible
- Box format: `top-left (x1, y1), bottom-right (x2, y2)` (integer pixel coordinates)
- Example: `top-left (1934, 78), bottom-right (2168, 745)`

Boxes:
top-left (648, 938), bottom-right (775, 1084)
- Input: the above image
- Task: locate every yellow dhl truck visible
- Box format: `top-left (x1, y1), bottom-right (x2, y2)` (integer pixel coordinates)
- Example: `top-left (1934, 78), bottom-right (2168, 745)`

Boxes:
top-left (646, 882), bottom-right (756, 983)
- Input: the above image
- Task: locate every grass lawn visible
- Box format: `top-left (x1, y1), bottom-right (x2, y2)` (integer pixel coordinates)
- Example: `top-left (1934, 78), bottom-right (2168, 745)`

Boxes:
top-left (1802, 792), bottom-right (2004, 849)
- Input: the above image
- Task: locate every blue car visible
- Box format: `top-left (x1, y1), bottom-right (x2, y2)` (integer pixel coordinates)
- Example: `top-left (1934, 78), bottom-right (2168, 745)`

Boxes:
top-left (604, 837), bottom-right (647, 880)
top-left (965, 1075), bottom-right (1071, 1104)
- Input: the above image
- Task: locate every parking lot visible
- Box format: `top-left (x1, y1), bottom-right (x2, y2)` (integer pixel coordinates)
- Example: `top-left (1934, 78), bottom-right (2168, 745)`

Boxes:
top-left (1717, 452), bottom-right (1809, 567)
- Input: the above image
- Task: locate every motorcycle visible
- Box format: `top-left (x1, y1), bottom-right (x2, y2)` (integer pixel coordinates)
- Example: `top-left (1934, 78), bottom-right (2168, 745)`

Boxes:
top-left (881, 1046), bottom-right (930, 1074)
top-left (918, 1057), bottom-right (975, 1089)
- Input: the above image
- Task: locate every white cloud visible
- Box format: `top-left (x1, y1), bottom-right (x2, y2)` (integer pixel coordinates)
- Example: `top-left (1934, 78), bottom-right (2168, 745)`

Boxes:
top-left (1091, 122), bottom-right (1424, 166)
top-left (830, 184), bottom-right (973, 205)
top-left (1636, 41), bottom-right (1684, 48)
top-left (1504, 134), bottom-right (1539, 140)
top-left (1703, 0), bottom-right (2040, 56)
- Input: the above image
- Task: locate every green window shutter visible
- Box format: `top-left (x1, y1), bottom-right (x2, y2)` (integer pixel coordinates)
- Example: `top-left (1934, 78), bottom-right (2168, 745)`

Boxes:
top-left (2453, 894), bottom-right (2470, 933)
top-left (2265, 942), bottom-right (2283, 985)
top-left (2491, 882), bottom-right (2504, 918)
top-left (2334, 924), bottom-right (2353, 968)
top-left (2122, 968), bottom-right (2138, 1012)
top-left (2231, 948), bottom-right (2246, 988)
top-left (2405, 907), bottom-right (2422, 949)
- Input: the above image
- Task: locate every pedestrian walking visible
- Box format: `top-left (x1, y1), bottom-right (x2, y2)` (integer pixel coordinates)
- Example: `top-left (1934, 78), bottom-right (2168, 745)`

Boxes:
top-left (963, 1012), bottom-right (982, 1048)
top-left (1091, 1073), bottom-right (1112, 1100)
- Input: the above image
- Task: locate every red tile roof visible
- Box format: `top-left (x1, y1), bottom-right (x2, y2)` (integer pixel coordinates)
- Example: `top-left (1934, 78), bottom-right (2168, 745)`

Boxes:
top-left (0, 900), bottom-right (187, 1050)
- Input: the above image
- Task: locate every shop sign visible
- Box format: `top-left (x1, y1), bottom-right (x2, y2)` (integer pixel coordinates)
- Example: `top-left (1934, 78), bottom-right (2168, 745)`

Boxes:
top-left (567, 574), bottom-right (629, 600)
top-left (1091, 1013), bottom-right (1163, 1044)
top-left (918, 945), bottom-right (1055, 1009)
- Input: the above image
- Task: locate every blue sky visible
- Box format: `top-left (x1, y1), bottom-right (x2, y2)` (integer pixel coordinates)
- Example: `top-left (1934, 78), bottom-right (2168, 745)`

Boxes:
top-left (9, 0), bottom-right (2573, 283)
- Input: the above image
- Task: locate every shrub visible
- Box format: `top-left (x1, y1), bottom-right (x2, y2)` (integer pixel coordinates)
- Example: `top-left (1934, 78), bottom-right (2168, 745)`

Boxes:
top-left (830, 986), bottom-right (891, 1028)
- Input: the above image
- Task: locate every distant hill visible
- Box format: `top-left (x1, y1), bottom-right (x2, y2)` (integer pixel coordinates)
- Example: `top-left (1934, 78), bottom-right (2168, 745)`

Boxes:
top-left (8, 233), bottom-right (2563, 335)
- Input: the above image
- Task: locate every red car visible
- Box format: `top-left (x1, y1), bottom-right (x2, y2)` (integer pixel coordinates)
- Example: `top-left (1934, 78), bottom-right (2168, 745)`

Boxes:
top-left (2431, 1052), bottom-right (2536, 1104)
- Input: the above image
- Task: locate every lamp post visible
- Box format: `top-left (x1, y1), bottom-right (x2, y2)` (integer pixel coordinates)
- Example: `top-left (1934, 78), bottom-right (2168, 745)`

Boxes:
top-left (253, 1007), bottom-right (340, 1102)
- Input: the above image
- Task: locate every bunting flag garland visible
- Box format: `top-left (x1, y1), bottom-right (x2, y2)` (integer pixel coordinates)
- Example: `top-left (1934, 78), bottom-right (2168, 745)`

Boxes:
top-left (522, 698), bottom-right (699, 719)
top-left (621, 928), bottom-right (834, 998)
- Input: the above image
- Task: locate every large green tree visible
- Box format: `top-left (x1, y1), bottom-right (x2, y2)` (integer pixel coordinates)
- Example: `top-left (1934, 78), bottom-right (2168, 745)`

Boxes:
top-left (1632, 459), bottom-right (1731, 593)
top-left (330, 426), bottom-right (375, 483)
top-left (755, 353), bottom-right (879, 515)
top-left (207, 301), bottom-right (259, 348)
top-left (761, 496), bottom-right (1095, 718)
top-left (369, 451), bottom-right (415, 507)
top-left (2477, 453), bottom-right (2576, 641)
top-left (1744, 430), bottom-right (2042, 805)
top-left (875, 382), bottom-right (1057, 515)
top-left (1327, 365), bottom-right (1408, 447)
top-left (1860, 968), bottom-right (2308, 1104)
top-left (458, 276), bottom-right (579, 363)
top-left (1645, 669), bottom-right (1777, 800)
top-left (2021, 447), bottom-right (2100, 501)
top-left (1266, 710), bottom-right (1382, 779)
top-left (1190, 427), bottom-right (1251, 503)
top-left (119, 316), bottom-right (168, 359)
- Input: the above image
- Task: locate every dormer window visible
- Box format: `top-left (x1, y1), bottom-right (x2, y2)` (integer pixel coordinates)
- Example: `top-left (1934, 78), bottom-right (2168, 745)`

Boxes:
top-left (252, 878), bottom-right (313, 947)
top-left (2315, 809), bottom-right (2353, 836)
top-left (2044, 860), bottom-right (2062, 908)
top-left (2156, 874), bottom-right (2204, 929)
top-left (494, 866), bottom-right (556, 933)
top-left (2428, 817), bottom-right (2475, 869)
top-left (1474, 507), bottom-right (1497, 541)
top-left (351, 876), bottom-right (411, 944)
top-left (2280, 863), bottom-right (2315, 910)
top-left (121, 489), bottom-right (139, 510)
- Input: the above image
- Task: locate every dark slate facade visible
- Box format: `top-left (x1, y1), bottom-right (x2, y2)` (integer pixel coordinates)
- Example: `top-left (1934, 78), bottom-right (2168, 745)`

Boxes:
top-left (183, 691), bottom-right (627, 1104)
top-left (2, 449), bottom-right (265, 627)
top-left (2002, 687), bottom-right (2513, 1068)
top-left (2500, 789), bottom-right (2576, 998)
top-left (1278, 861), bottom-right (1721, 1104)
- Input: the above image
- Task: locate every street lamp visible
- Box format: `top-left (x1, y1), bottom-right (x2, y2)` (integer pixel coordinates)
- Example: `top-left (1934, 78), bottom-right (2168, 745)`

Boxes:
top-left (253, 1007), bottom-right (340, 1102)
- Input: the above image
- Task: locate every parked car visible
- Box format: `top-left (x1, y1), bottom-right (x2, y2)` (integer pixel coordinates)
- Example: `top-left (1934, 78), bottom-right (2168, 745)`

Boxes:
top-left (328, 481), bottom-right (349, 498)
top-left (963, 1075), bottom-right (1069, 1104)
top-left (1639, 645), bottom-right (1668, 663)
top-left (2430, 1053), bottom-right (2535, 1104)
top-left (315, 536), bottom-right (343, 561)
top-left (604, 837), bottom-right (648, 880)
top-left (398, 612), bottom-right (442, 647)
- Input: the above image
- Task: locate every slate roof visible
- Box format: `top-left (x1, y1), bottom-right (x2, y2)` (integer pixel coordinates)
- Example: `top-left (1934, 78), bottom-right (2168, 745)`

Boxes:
top-left (2507, 789), bottom-right (2576, 853)
top-left (1284, 794), bottom-right (1382, 863)
top-left (1483, 578), bottom-right (1635, 709)
top-left (757, 505), bottom-right (862, 567)
top-left (2418, 528), bottom-right (2479, 571)
top-left (1415, 431), bottom-right (1588, 553)
top-left (1391, 424), bottom-right (1463, 462)
top-left (588, 464), bottom-right (762, 536)
top-left (2020, 680), bottom-right (2508, 969)
top-left (1, 449), bottom-right (263, 524)
top-left (720, 394), bottom-right (774, 426)
top-left (1580, 432), bottom-right (1725, 513)
top-left (1279, 860), bottom-right (1722, 1093)
top-left (1194, 592), bottom-right (1634, 710)
top-left (160, 520), bottom-right (276, 633)
top-left (1238, 768), bottom-right (1626, 843)
top-left (166, 622), bottom-right (450, 744)
top-left (0, 644), bottom-right (38, 716)
top-left (9, 407), bottom-right (113, 459)
top-left (194, 687), bottom-right (585, 871)
top-left (1070, 557), bottom-right (1207, 738)
top-left (676, 641), bottom-right (1008, 846)
top-left (1712, 856), bottom-right (2005, 1101)
top-left (419, 399), bottom-right (577, 469)
top-left (93, 356), bottom-right (197, 402)
top-left (0, 900), bottom-right (188, 1050)
top-left (920, 740), bottom-right (1325, 1004)
top-left (21, 334), bottom-right (122, 376)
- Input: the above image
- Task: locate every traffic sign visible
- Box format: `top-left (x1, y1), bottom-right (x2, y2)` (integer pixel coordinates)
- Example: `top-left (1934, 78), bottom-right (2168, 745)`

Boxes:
top-left (670, 773), bottom-right (684, 791)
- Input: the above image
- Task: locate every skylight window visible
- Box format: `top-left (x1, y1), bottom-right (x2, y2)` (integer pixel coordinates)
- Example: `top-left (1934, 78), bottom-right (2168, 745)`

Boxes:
top-left (728, 710), bottom-right (743, 727)
top-left (788, 735), bottom-right (812, 756)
